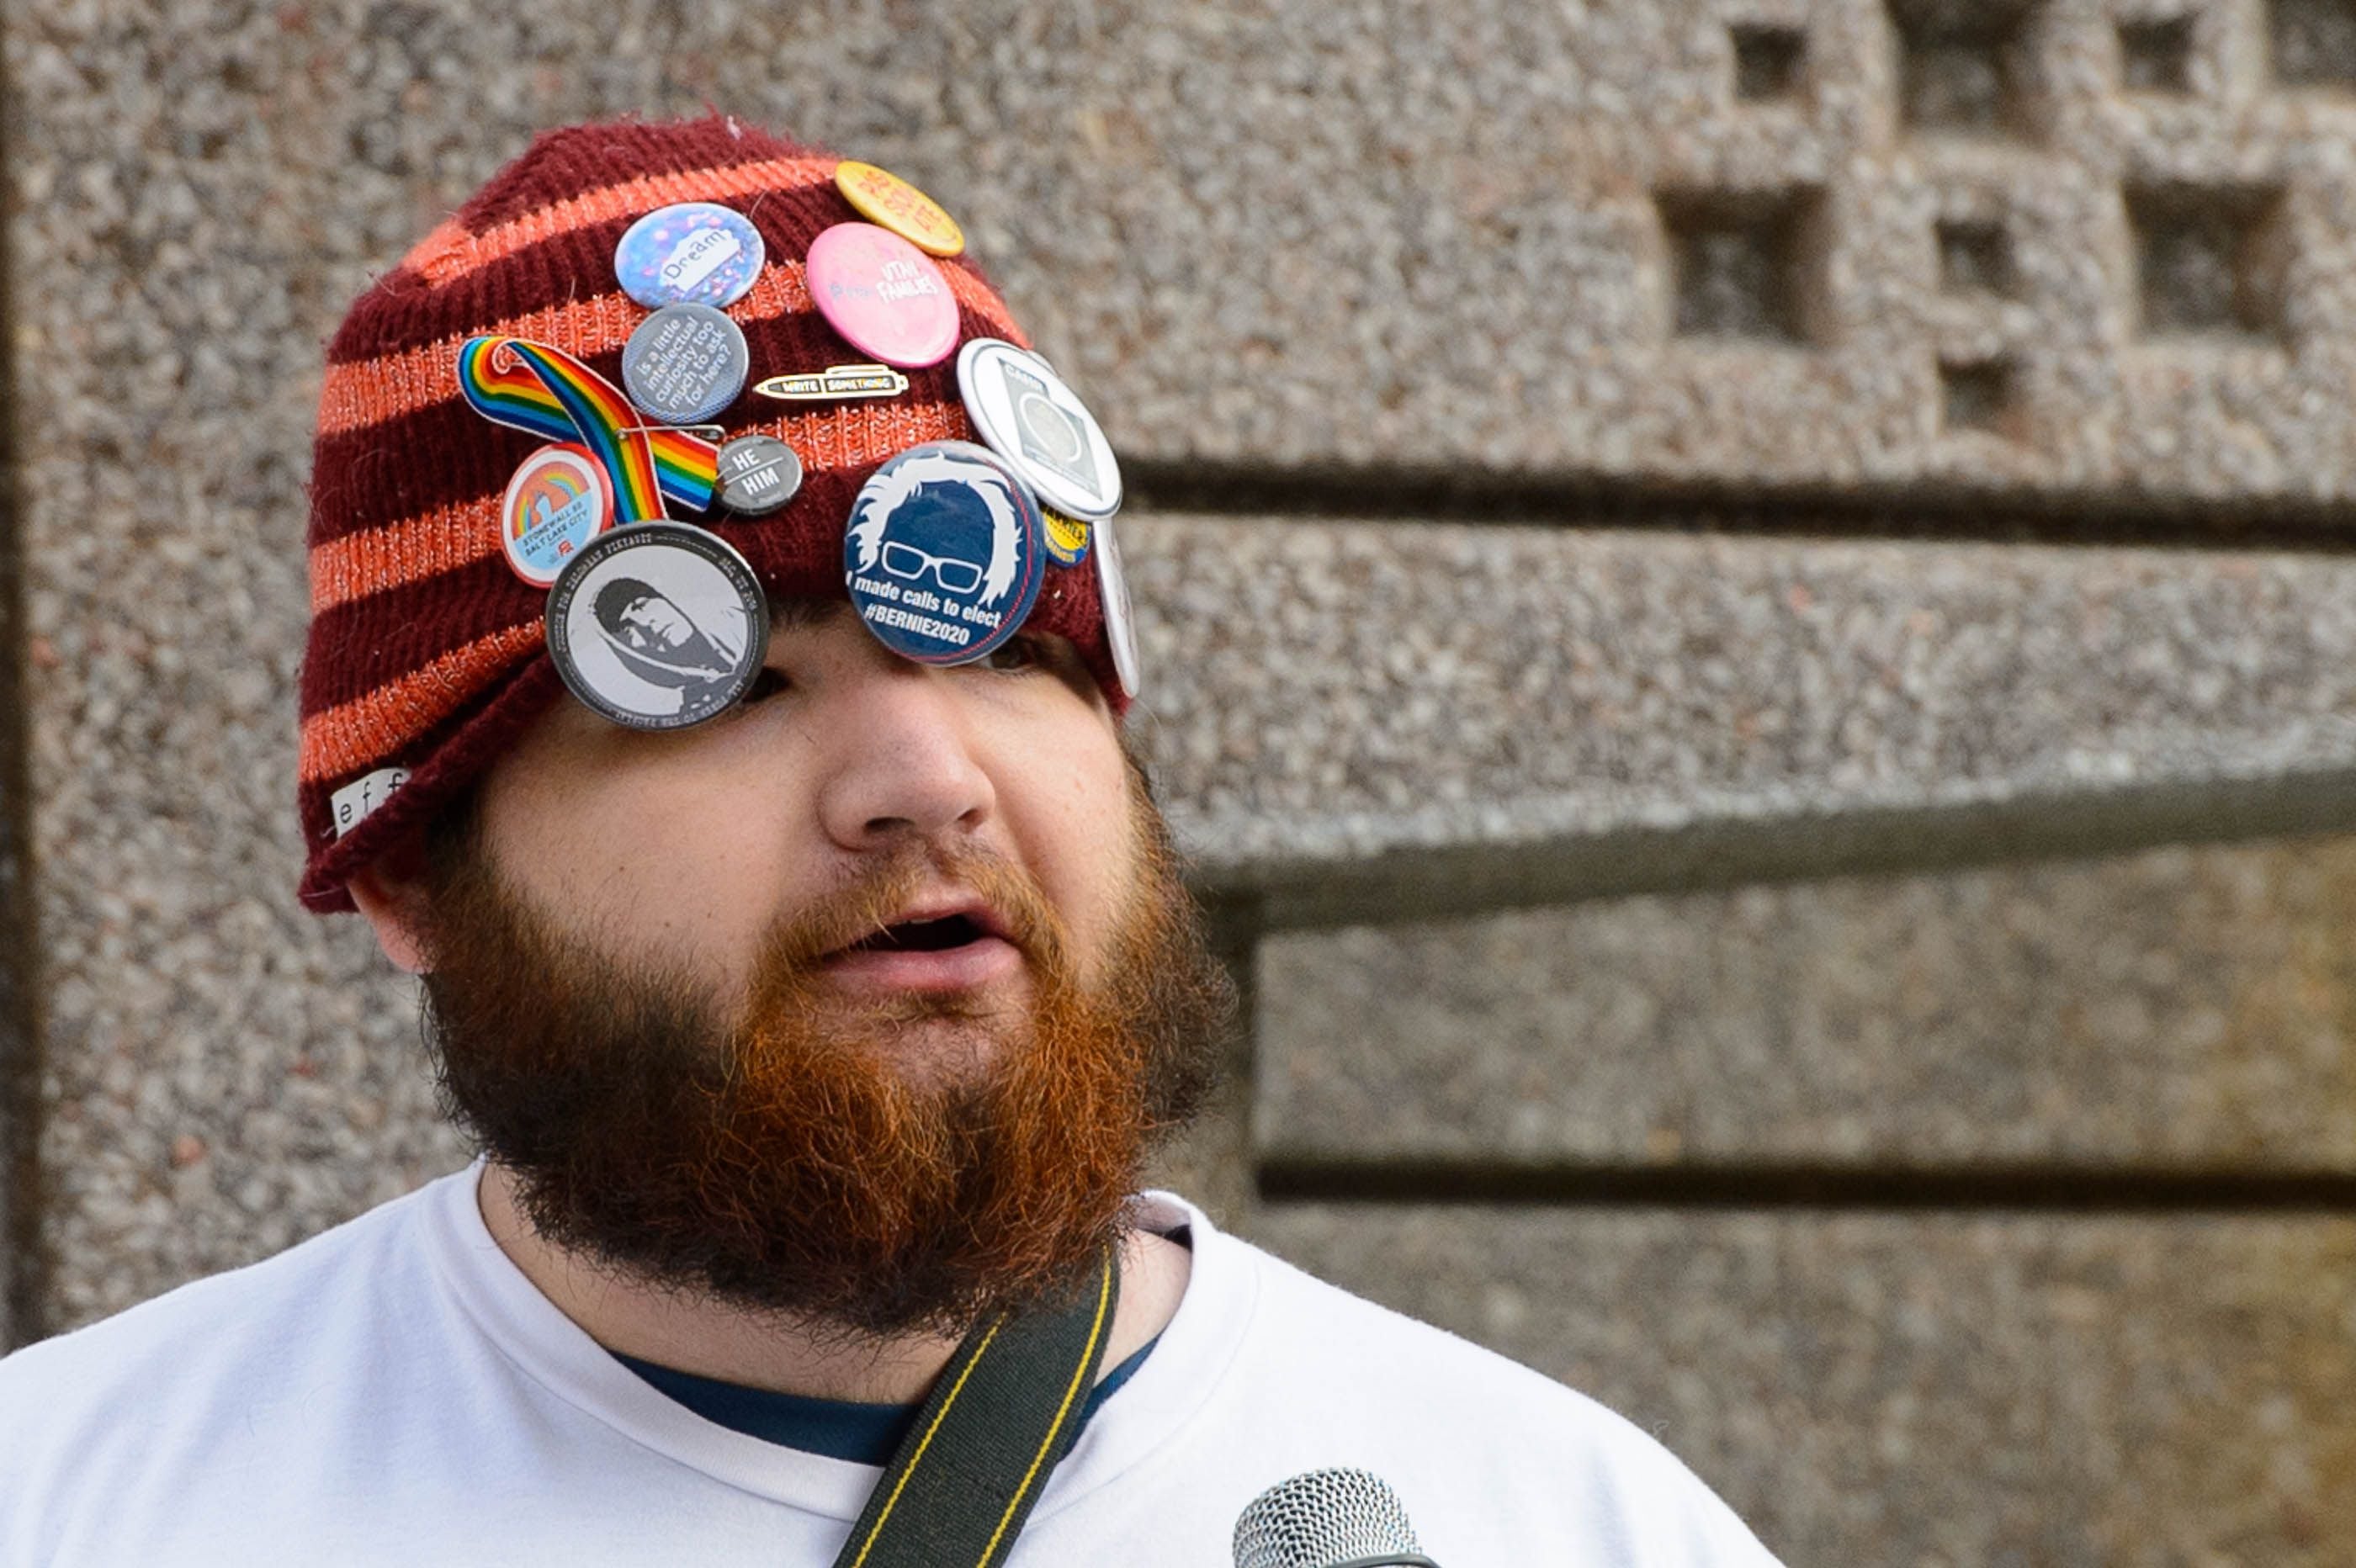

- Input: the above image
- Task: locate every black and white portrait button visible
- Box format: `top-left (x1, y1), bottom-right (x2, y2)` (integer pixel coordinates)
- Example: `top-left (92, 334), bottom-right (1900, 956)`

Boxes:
top-left (545, 522), bottom-right (770, 730)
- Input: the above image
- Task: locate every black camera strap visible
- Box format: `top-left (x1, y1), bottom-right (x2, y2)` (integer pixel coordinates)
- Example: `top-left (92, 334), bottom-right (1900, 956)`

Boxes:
top-left (830, 1245), bottom-right (1119, 1568)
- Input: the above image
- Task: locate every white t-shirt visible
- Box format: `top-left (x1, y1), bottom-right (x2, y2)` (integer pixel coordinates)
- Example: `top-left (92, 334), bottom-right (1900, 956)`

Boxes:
top-left (0, 1163), bottom-right (1779, 1565)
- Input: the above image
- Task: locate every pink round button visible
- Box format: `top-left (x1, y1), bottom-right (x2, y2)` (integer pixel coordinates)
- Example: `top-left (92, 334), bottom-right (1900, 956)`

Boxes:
top-left (805, 222), bottom-right (961, 369)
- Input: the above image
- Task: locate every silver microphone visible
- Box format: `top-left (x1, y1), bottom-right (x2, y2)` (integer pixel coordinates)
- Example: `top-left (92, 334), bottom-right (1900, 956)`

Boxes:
top-left (1231, 1468), bottom-right (1441, 1568)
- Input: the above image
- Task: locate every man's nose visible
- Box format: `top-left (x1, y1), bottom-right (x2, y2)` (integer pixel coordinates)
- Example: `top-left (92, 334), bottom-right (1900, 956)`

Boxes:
top-left (812, 666), bottom-right (996, 850)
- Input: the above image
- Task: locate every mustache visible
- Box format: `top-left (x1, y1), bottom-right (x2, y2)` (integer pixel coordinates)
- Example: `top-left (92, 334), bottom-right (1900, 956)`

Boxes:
top-left (751, 840), bottom-right (1071, 978)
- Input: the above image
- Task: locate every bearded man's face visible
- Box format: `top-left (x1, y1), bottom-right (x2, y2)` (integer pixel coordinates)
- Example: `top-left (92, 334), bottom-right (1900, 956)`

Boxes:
top-left (395, 603), bottom-right (1234, 1338)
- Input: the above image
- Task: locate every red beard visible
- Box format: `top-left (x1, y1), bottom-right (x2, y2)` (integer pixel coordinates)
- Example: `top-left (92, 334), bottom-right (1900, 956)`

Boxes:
top-left (418, 782), bottom-right (1234, 1338)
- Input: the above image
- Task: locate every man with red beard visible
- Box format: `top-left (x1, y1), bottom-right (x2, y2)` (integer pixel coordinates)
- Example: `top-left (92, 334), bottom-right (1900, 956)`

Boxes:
top-left (0, 119), bottom-right (1780, 1566)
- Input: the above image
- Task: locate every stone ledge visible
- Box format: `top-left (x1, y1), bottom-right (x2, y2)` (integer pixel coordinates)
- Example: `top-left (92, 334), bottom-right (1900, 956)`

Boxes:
top-left (1246, 1205), bottom-right (2356, 1566)
top-left (1256, 836), bottom-right (2356, 1170)
top-left (1124, 516), bottom-right (2356, 909)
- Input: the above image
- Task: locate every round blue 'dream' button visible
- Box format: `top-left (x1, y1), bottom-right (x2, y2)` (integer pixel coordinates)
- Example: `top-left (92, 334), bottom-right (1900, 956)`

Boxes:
top-left (613, 202), bottom-right (766, 310)
top-left (844, 441), bottom-right (1047, 666)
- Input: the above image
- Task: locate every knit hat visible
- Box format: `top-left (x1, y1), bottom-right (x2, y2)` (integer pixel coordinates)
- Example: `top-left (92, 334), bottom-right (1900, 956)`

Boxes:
top-left (297, 117), bottom-right (1129, 915)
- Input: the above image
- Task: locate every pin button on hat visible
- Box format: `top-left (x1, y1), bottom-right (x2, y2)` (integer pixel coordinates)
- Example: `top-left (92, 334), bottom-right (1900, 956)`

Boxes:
top-left (955, 339), bottom-right (1122, 522)
top-left (622, 305), bottom-right (751, 426)
top-left (806, 222), bottom-right (961, 369)
top-left (715, 434), bottom-right (804, 515)
top-left (614, 203), bottom-right (765, 310)
top-left (834, 161), bottom-right (966, 257)
top-left (1041, 508), bottom-right (1092, 567)
top-left (754, 363), bottom-right (911, 403)
top-left (844, 441), bottom-right (1047, 665)
top-left (499, 444), bottom-right (616, 588)
top-left (1092, 512), bottom-right (1142, 699)
top-left (546, 522), bottom-right (770, 731)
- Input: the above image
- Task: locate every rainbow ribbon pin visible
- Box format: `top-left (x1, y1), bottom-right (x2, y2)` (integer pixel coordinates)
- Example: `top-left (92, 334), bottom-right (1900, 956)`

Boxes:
top-left (457, 335), bottom-right (719, 519)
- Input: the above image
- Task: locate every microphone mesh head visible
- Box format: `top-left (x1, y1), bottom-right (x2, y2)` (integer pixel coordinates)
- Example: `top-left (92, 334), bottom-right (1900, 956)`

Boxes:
top-left (1232, 1468), bottom-right (1425, 1568)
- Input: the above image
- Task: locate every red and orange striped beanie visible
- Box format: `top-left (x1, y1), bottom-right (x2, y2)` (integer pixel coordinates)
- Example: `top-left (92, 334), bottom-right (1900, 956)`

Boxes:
top-left (297, 116), bottom-right (1127, 914)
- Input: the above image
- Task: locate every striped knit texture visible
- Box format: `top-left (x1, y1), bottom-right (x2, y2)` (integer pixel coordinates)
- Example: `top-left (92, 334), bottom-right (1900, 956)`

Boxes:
top-left (299, 117), bottom-right (1123, 914)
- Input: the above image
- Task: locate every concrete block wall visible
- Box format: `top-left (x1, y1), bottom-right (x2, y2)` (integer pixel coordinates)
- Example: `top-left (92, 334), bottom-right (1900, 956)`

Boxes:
top-left (8, 2), bottom-right (2356, 1560)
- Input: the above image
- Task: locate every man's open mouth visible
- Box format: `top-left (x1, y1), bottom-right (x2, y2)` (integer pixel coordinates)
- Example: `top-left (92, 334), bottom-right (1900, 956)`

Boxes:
top-left (840, 912), bottom-right (995, 955)
top-left (823, 893), bottom-right (1019, 967)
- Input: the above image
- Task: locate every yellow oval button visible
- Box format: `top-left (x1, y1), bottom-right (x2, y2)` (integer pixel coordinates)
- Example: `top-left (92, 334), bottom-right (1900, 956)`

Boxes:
top-left (834, 161), bottom-right (966, 257)
top-left (1042, 508), bottom-right (1094, 566)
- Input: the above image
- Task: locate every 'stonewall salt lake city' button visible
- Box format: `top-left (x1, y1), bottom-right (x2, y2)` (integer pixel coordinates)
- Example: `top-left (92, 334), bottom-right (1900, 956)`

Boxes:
top-left (499, 442), bottom-right (615, 588)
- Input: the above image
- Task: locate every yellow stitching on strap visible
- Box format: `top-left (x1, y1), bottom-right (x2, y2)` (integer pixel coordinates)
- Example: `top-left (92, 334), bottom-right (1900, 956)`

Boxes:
top-left (975, 1253), bottom-right (1117, 1566)
top-left (847, 1320), bottom-right (1004, 1568)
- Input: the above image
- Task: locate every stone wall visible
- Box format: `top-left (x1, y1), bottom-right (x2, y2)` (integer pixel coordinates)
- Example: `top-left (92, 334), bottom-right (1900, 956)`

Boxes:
top-left (8, 1), bottom-right (2356, 1560)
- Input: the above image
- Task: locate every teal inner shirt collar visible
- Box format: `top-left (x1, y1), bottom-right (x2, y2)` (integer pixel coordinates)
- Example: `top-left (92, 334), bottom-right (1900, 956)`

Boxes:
top-left (613, 1330), bottom-right (1163, 1465)
top-left (611, 1225), bottom-right (1190, 1465)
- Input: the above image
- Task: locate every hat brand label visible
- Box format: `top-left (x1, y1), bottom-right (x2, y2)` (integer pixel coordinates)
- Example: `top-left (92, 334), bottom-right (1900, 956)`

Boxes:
top-left (330, 767), bottom-right (411, 837)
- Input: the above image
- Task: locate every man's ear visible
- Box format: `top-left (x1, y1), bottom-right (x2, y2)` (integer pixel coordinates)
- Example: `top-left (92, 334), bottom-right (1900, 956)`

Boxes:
top-left (346, 835), bottom-right (437, 977)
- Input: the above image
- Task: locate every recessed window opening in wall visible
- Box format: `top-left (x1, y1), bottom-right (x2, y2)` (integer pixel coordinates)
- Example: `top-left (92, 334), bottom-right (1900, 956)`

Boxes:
top-left (1936, 217), bottom-right (2013, 296)
top-left (2272, 0), bottom-right (2356, 87)
top-left (1658, 188), bottom-right (1827, 344)
top-left (1939, 356), bottom-right (2019, 437)
top-left (1731, 24), bottom-right (1807, 101)
top-left (2125, 183), bottom-right (2294, 341)
top-left (2120, 14), bottom-right (2196, 93)
top-left (1890, 0), bottom-right (2041, 135)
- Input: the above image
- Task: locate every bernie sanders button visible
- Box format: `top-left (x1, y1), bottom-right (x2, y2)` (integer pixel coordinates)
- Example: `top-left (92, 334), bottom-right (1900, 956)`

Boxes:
top-left (844, 441), bottom-right (1046, 666)
top-left (545, 522), bottom-right (770, 730)
top-left (955, 338), bottom-right (1122, 522)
